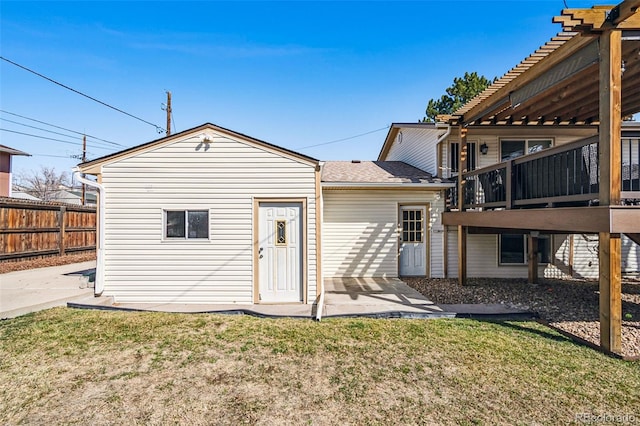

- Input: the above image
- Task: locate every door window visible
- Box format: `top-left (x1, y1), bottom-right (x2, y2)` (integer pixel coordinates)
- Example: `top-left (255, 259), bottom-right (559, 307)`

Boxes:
top-left (402, 209), bottom-right (423, 243)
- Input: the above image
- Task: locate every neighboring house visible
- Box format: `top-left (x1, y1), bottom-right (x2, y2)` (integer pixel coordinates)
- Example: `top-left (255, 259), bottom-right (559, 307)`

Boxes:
top-left (10, 191), bottom-right (41, 201)
top-left (49, 189), bottom-right (97, 206)
top-left (0, 145), bottom-right (29, 197)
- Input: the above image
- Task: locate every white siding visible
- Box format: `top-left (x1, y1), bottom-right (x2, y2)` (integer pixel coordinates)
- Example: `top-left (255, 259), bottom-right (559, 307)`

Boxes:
top-left (323, 189), bottom-right (446, 278)
top-left (101, 133), bottom-right (317, 304)
top-left (384, 128), bottom-right (443, 175)
top-left (553, 234), bottom-right (639, 278)
top-left (622, 235), bottom-right (640, 274)
top-left (446, 229), bottom-right (639, 279)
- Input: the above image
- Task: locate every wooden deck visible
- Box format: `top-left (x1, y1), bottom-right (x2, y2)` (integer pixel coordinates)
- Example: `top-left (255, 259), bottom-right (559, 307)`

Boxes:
top-left (439, 1), bottom-right (640, 354)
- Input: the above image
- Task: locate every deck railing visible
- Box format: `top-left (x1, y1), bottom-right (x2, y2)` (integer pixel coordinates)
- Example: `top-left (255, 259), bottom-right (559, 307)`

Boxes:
top-left (445, 134), bottom-right (640, 211)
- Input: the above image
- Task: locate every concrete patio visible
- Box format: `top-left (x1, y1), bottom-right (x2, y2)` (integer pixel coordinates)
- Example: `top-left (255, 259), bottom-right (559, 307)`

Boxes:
top-left (66, 276), bottom-right (533, 320)
top-left (2, 261), bottom-right (534, 320)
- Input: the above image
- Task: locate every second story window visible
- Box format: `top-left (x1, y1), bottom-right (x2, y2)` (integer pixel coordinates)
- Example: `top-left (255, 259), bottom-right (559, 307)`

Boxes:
top-left (450, 142), bottom-right (477, 174)
top-left (501, 139), bottom-right (552, 161)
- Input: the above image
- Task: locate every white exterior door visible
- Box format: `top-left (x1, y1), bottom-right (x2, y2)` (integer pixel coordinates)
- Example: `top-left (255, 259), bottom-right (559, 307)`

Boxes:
top-left (258, 202), bottom-right (303, 303)
top-left (399, 205), bottom-right (427, 276)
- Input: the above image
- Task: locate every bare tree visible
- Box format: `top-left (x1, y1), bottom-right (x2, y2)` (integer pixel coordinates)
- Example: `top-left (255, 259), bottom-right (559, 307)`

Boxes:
top-left (14, 166), bottom-right (70, 201)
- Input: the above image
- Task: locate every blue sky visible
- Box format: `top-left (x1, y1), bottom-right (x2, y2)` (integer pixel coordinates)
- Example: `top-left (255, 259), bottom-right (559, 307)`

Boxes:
top-left (1, 0), bottom-right (598, 178)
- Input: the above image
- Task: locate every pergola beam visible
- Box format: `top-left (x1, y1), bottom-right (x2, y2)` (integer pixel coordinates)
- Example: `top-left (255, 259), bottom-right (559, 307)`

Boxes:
top-left (606, 0), bottom-right (640, 25)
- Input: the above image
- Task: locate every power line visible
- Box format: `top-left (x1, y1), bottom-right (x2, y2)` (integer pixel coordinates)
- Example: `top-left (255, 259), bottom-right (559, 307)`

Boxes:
top-left (0, 56), bottom-right (165, 133)
top-left (0, 128), bottom-right (112, 150)
top-left (29, 153), bottom-right (74, 159)
top-left (0, 117), bottom-right (119, 150)
top-left (298, 126), bottom-right (390, 150)
top-left (0, 109), bottom-right (126, 147)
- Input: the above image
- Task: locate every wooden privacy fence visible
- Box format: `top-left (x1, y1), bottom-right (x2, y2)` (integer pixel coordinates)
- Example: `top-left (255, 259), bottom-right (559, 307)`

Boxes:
top-left (0, 197), bottom-right (97, 261)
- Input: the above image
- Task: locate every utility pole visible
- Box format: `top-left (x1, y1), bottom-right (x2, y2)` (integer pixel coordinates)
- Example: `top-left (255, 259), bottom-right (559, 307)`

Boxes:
top-left (81, 134), bottom-right (87, 205)
top-left (165, 91), bottom-right (172, 136)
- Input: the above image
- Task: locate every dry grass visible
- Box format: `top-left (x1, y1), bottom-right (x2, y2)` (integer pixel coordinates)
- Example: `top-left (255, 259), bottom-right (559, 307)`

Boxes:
top-left (1, 308), bottom-right (639, 425)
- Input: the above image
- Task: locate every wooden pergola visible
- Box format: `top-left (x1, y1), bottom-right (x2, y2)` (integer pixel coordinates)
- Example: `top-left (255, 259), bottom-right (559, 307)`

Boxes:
top-left (441, 0), bottom-right (640, 354)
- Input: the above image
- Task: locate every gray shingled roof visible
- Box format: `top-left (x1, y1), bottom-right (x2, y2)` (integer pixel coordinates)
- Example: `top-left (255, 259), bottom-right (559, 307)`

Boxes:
top-left (322, 161), bottom-right (448, 184)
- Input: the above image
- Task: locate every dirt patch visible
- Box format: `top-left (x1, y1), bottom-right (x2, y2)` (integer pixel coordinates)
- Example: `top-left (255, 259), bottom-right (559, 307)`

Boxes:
top-left (0, 252), bottom-right (96, 274)
top-left (404, 277), bottom-right (640, 358)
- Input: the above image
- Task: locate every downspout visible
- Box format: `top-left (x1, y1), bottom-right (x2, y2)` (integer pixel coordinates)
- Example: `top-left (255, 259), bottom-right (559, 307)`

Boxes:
top-left (435, 124), bottom-right (451, 278)
top-left (315, 162), bottom-right (325, 321)
top-left (73, 167), bottom-right (105, 296)
top-left (435, 123), bottom-right (452, 177)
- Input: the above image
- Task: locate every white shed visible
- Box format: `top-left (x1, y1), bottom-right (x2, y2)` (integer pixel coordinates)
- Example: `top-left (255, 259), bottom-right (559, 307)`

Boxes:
top-left (77, 123), bottom-right (320, 305)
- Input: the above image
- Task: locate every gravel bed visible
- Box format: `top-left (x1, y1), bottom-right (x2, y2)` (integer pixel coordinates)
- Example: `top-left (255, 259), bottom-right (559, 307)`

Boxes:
top-left (404, 277), bottom-right (640, 359)
top-left (0, 252), bottom-right (96, 274)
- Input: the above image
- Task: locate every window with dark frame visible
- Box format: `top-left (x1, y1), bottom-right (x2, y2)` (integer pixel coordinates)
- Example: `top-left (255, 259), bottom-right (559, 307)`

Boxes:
top-left (499, 234), bottom-right (551, 265)
top-left (450, 142), bottom-right (477, 174)
top-left (500, 139), bottom-right (552, 162)
top-left (401, 209), bottom-right (423, 243)
top-left (165, 210), bottom-right (209, 239)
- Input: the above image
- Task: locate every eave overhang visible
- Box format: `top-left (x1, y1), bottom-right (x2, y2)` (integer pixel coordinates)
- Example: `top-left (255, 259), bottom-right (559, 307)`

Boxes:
top-left (322, 182), bottom-right (454, 190)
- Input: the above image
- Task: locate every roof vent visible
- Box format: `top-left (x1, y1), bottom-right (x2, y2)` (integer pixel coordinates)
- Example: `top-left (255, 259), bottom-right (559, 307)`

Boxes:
top-left (351, 160), bottom-right (361, 163)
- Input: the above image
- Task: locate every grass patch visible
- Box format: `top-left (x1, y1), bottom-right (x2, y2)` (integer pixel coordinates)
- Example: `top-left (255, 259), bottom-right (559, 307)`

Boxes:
top-left (1, 308), bottom-right (639, 425)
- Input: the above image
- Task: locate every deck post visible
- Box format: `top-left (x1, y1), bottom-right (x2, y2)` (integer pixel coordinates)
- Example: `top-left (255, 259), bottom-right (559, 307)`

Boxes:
top-left (443, 224), bottom-right (449, 278)
top-left (527, 233), bottom-right (538, 284)
top-left (599, 232), bottom-right (622, 353)
top-left (457, 126), bottom-right (468, 285)
top-left (457, 225), bottom-right (467, 285)
top-left (598, 28), bottom-right (623, 353)
top-left (505, 160), bottom-right (513, 209)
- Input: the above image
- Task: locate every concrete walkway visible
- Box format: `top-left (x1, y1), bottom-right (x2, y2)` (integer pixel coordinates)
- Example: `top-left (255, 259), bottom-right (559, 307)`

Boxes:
top-left (67, 275), bottom-right (534, 320)
top-left (1, 261), bottom-right (534, 320)
top-left (1, 261), bottom-right (96, 319)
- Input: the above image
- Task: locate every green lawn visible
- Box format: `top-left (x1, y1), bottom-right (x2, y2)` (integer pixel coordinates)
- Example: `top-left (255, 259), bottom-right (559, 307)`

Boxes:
top-left (1, 308), bottom-right (638, 425)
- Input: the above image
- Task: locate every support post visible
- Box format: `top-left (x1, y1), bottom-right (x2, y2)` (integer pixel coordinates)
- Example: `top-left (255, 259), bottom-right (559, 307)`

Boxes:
top-left (599, 29), bottom-right (622, 206)
top-left (599, 232), bottom-right (622, 353)
top-left (458, 127), bottom-right (468, 210)
top-left (505, 160), bottom-right (513, 209)
top-left (443, 223), bottom-right (448, 278)
top-left (598, 29), bottom-right (623, 353)
top-left (569, 234), bottom-right (575, 277)
top-left (457, 225), bottom-right (467, 285)
top-left (457, 127), bottom-right (468, 285)
top-left (527, 234), bottom-right (539, 284)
